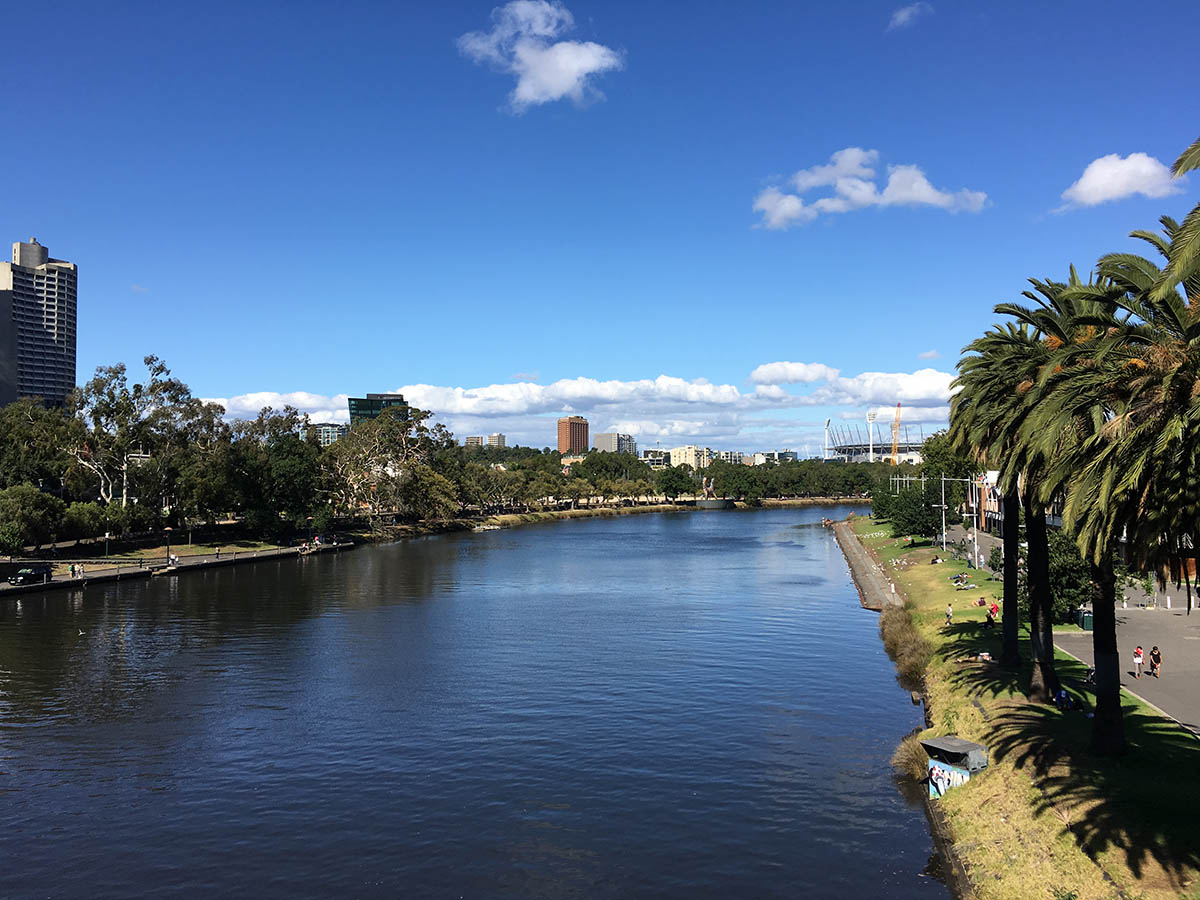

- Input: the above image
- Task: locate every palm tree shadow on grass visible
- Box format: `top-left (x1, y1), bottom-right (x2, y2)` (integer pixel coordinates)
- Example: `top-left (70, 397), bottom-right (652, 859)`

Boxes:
top-left (938, 622), bottom-right (1026, 699)
top-left (984, 701), bottom-right (1200, 884)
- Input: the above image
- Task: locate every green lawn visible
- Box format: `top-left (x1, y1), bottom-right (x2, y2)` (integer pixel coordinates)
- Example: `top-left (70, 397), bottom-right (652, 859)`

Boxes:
top-left (852, 514), bottom-right (1200, 900)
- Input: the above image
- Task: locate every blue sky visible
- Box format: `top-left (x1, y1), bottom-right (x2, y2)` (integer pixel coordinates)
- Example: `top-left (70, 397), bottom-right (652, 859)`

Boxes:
top-left (3, 0), bottom-right (1197, 452)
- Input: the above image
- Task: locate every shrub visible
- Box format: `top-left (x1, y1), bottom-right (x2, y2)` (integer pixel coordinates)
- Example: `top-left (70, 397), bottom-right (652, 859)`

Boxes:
top-left (880, 602), bottom-right (932, 692)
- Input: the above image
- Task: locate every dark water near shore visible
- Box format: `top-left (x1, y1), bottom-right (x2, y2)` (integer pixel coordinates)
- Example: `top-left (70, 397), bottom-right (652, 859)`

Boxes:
top-left (0, 507), bottom-right (946, 899)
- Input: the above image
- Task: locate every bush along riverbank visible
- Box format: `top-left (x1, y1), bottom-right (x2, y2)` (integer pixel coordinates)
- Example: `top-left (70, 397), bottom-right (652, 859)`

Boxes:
top-left (848, 516), bottom-right (1200, 900)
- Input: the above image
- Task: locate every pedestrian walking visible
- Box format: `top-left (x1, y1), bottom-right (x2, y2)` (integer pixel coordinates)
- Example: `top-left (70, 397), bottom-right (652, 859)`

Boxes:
top-left (1133, 645), bottom-right (1145, 678)
top-left (1149, 646), bottom-right (1163, 678)
top-left (945, 603), bottom-right (953, 626)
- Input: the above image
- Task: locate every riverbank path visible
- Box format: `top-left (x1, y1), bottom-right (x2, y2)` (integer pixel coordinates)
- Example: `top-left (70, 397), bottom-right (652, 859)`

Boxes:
top-left (833, 521), bottom-right (901, 611)
top-left (1056, 607), bottom-right (1200, 737)
top-left (0, 543), bottom-right (352, 599)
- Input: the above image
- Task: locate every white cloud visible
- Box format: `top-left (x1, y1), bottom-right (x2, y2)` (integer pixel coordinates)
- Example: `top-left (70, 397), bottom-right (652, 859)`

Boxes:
top-left (750, 361), bottom-right (841, 385)
top-left (202, 391), bottom-right (351, 424)
top-left (807, 368), bottom-right (957, 407)
top-left (888, 2), bottom-right (933, 30)
top-left (752, 187), bottom-right (815, 229)
top-left (208, 364), bottom-right (957, 453)
top-left (918, 349), bottom-right (940, 359)
top-left (754, 148), bottom-right (987, 229)
top-left (791, 147), bottom-right (878, 192)
top-left (880, 165), bottom-right (987, 212)
top-left (1058, 152), bottom-right (1184, 210)
top-left (458, 1), bottom-right (623, 112)
top-left (130, 284), bottom-right (148, 294)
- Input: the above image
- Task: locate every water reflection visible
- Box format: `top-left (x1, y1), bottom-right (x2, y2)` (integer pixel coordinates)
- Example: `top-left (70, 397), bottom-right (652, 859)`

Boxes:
top-left (0, 507), bottom-right (946, 899)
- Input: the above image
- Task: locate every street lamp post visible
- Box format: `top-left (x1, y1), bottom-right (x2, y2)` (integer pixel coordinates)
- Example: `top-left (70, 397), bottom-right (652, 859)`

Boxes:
top-left (939, 475), bottom-right (983, 568)
top-left (165, 526), bottom-right (173, 566)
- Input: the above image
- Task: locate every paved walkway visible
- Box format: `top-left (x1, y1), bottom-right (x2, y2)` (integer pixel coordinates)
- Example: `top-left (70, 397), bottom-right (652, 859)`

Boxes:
top-left (833, 521), bottom-right (901, 611)
top-left (1, 543), bottom-right (352, 599)
top-left (1056, 608), bottom-right (1200, 736)
top-left (940, 524), bottom-right (1200, 734)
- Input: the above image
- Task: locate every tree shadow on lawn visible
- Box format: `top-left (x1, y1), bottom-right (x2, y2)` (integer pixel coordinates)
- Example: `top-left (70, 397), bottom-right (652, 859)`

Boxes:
top-left (985, 698), bottom-right (1200, 887)
top-left (939, 622), bottom-right (1027, 699)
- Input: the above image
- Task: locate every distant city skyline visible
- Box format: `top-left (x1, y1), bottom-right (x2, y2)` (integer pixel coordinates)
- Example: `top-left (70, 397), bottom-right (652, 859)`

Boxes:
top-left (201, 367), bottom-right (952, 454)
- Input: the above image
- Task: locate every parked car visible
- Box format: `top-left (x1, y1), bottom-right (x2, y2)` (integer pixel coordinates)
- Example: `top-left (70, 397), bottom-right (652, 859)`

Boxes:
top-left (8, 564), bottom-right (53, 585)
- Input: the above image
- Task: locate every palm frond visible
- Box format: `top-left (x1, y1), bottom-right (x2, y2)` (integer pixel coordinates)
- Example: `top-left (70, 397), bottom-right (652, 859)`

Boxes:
top-left (1171, 135), bottom-right (1200, 177)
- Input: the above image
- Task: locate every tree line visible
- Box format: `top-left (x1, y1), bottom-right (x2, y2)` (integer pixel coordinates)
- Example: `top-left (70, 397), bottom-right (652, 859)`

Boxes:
top-left (946, 133), bottom-right (1200, 756)
top-left (0, 356), bottom-right (883, 553)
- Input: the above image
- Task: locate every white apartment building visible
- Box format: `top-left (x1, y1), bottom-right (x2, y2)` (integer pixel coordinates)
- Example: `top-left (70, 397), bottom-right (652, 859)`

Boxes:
top-left (307, 423), bottom-right (348, 447)
top-left (464, 435), bottom-right (484, 447)
top-left (0, 238), bottom-right (77, 405)
top-left (670, 445), bottom-right (714, 470)
top-left (641, 449), bottom-right (670, 470)
top-left (594, 432), bottom-right (636, 455)
top-left (487, 433), bottom-right (506, 448)
top-left (717, 450), bottom-right (744, 465)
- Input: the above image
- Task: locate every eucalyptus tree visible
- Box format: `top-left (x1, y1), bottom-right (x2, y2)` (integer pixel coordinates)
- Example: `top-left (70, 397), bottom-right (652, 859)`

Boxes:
top-left (70, 356), bottom-right (197, 513)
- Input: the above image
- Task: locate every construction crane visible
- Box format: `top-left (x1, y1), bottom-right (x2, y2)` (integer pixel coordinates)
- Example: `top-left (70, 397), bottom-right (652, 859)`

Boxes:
top-left (890, 403), bottom-right (902, 465)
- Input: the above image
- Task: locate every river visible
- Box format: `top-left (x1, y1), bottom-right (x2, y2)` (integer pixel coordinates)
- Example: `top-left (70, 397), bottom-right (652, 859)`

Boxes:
top-left (0, 506), bottom-right (947, 898)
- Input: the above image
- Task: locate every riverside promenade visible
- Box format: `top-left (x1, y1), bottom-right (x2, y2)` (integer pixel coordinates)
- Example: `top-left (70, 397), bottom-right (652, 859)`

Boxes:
top-left (0, 542), bottom-right (354, 599)
top-left (942, 525), bottom-right (1200, 737)
top-left (833, 520), bottom-right (902, 611)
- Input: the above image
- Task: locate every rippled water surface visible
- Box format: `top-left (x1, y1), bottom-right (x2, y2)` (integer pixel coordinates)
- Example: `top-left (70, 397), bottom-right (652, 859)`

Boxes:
top-left (0, 507), bottom-right (946, 898)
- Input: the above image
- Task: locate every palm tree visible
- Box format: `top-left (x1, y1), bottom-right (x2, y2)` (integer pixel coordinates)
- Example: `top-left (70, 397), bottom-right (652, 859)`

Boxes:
top-left (1151, 135), bottom-right (1200, 302)
top-left (1023, 335), bottom-right (1129, 756)
top-left (1092, 218), bottom-right (1200, 616)
top-left (1043, 220), bottom-right (1200, 754)
top-left (988, 274), bottom-right (1109, 702)
top-left (950, 324), bottom-right (1036, 670)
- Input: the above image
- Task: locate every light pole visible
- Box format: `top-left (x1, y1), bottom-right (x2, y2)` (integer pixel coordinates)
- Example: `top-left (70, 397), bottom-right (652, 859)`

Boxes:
top-left (939, 475), bottom-right (982, 568)
top-left (937, 476), bottom-right (947, 552)
top-left (164, 526), bottom-right (173, 566)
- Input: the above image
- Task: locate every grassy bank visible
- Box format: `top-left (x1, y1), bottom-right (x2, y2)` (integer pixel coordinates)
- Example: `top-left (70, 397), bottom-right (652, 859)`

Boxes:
top-left (851, 516), bottom-right (1200, 900)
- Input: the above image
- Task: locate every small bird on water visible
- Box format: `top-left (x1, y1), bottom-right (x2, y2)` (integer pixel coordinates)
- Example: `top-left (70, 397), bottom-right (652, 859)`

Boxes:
top-left (78, 629), bottom-right (84, 636)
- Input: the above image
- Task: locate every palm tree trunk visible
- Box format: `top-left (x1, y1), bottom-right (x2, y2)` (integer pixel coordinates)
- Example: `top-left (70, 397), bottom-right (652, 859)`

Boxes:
top-left (1024, 492), bottom-right (1059, 702)
top-left (1089, 557), bottom-right (1126, 755)
top-left (1001, 489), bottom-right (1020, 667)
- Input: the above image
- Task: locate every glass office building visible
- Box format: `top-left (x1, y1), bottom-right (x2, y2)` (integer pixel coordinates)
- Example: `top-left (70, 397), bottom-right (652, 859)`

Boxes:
top-left (348, 393), bottom-right (408, 425)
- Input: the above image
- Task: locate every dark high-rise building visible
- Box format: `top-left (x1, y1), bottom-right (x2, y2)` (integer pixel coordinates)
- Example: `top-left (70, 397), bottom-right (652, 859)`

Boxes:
top-left (0, 288), bottom-right (15, 406)
top-left (1, 238), bottom-right (77, 406)
top-left (557, 415), bottom-right (588, 454)
top-left (348, 393), bottom-right (408, 425)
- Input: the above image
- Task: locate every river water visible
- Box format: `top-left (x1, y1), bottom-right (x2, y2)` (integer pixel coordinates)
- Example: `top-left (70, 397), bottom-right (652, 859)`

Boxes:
top-left (0, 507), bottom-right (946, 899)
